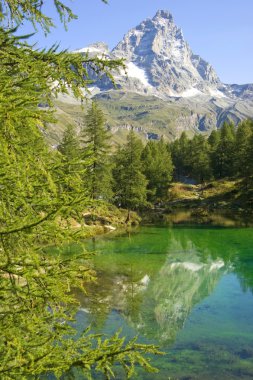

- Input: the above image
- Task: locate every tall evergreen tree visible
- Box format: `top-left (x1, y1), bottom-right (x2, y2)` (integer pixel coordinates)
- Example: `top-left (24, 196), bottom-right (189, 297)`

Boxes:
top-left (142, 138), bottom-right (173, 202)
top-left (208, 129), bottom-right (220, 149)
top-left (188, 135), bottom-right (212, 183)
top-left (235, 120), bottom-right (253, 177)
top-left (214, 122), bottom-right (236, 178)
top-left (81, 102), bottom-right (113, 201)
top-left (58, 124), bottom-right (80, 160)
top-left (208, 129), bottom-right (221, 177)
top-left (113, 130), bottom-right (148, 211)
top-left (244, 120), bottom-right (253, 178)
top-left (171, 132), bottom-right (191, 179)
top-left (57, 124), bottom-right (84, 197)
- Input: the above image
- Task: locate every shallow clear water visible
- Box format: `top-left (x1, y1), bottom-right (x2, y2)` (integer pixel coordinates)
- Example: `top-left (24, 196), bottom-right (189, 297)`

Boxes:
top-left (75, 226), bottom-right (253, 379)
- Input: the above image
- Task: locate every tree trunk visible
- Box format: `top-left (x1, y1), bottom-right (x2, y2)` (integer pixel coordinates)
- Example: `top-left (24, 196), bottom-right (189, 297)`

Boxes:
top-left (125, 209), bottom-right (131, 224)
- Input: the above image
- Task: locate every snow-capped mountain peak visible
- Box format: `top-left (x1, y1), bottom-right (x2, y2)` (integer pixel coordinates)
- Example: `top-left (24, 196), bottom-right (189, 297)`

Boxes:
top-left (110, 10), bottom-right (220, 97)
top-left (74, 10), bottom-right (253, 103)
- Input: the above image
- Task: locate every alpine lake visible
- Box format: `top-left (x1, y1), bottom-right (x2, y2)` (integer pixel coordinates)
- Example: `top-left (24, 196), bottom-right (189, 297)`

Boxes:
top-left (72, 214), bottom-right (253, 380)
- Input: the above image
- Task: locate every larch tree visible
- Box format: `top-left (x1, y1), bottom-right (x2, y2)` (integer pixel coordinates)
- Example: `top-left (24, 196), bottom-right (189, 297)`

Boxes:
top-left (142, 138), bottom-right (174, 202)
top-left (214, 122), bottom-right (236, 178)
top-left (188, 135), bottom-right (212, 183)
top-left (57, 124), bottom-right (84, 196)
top-left (112, 130), bottom-right (148, 213)
top-left (81, 102), bottom-right (113, 201)
top-left (235, 120), bottom-right (253, 177)
top-left (244, 120), bottom-right (253, 180)
top-left (0, 2), bottom-right (160, 379)
top-left (170, 132), bottom-right (191, 179)
top-left (208, 129), bottom-right (221, 178)
top-left (58, 124), bottom-right (80, 161)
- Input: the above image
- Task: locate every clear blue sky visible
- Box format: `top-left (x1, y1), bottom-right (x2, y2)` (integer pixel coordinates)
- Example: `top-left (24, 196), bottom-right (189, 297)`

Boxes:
top-left (21, 0), bottom-right (253, 84)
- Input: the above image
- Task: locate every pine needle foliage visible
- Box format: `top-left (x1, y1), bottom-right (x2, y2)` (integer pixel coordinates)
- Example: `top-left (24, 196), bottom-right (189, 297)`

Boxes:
top-left (113, 130), bottom-right (148, 210)
top-left (81, 102), bottom-right (113, 201)
top-left (1, 0), bottom-right (80, 32)
top-left (142, 138), bottom-right (173, 202)
top-left (0, 3), bottom-right (162, 379)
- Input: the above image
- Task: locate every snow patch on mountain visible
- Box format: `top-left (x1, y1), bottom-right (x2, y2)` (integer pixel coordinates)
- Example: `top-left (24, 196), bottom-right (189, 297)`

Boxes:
top-left (126, 62), bottom-right (151, 87)
top-left (180, 88), bottom-right (203, 98)
top-left (73, 47), bottom-right (101, 54)
top-left (208, 88), bottom-right (226, 98)
top-left (73, 42), bottom-right (110, 56)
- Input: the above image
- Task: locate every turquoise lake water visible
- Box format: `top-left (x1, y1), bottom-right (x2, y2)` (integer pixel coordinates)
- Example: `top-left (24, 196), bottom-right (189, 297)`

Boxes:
top-left (74, 226), bottom-right (253, 379)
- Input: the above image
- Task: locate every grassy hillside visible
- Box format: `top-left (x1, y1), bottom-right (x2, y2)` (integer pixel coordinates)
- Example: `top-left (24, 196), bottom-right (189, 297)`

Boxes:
top-left (140, 179), bottom-right (253, 227)
top-left (47, 91), bottom-right (213, 146)
top-left (166, 179), bottom-right (253, 213)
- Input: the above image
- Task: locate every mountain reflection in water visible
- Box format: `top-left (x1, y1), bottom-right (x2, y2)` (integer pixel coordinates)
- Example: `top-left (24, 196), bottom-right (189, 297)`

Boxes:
top-left (76, 228), bottom-right (232, 344)
top-left (73, 226), bottom-right (253, 379)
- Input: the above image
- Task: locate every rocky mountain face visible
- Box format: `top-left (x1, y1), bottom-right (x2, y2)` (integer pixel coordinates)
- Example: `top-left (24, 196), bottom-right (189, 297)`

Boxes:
top-left (112, 10), bottom-right (221, 97)
top-left (68, 10), bottom-right (253, 137)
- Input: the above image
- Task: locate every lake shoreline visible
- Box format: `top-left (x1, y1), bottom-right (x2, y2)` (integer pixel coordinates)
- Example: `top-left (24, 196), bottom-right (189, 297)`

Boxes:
top-left (140, 208), bottom-right (253, 228)
top-left (78, 178), bottom-right (253, 238)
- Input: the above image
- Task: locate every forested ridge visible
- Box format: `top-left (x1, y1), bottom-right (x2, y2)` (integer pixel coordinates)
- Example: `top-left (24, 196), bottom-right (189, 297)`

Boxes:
top-left (171, 120), bottom-right (253, 183)
top-left (58, 111), bottom-right (253, 211)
